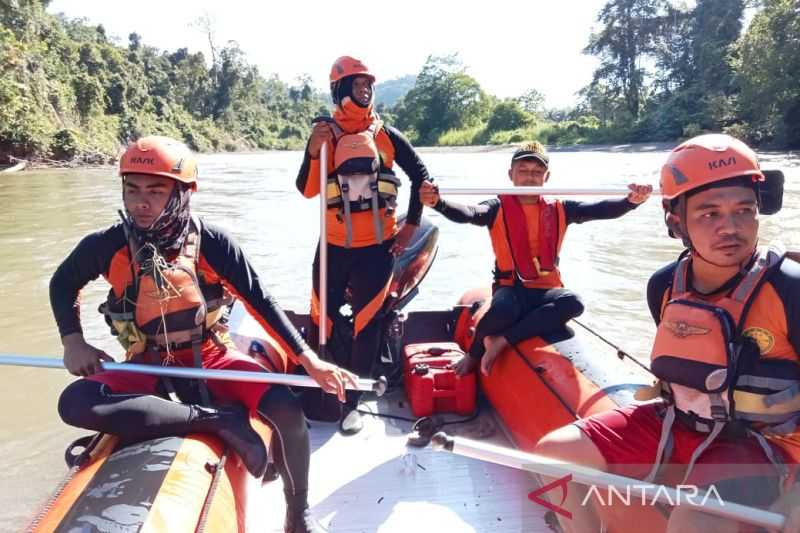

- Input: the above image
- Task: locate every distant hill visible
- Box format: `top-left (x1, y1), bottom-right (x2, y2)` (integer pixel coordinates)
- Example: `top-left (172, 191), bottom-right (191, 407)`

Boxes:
top-left (375, 75), bottom-right (417, 108)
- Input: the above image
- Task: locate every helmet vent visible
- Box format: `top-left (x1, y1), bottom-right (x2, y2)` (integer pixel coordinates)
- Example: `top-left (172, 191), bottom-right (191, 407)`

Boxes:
top-left (669, 164), bottom-right (689, 185)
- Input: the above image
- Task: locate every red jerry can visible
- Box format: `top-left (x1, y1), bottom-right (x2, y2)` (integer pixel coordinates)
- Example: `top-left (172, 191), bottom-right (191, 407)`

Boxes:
top-left (403, 342), bottom-right (477, 418)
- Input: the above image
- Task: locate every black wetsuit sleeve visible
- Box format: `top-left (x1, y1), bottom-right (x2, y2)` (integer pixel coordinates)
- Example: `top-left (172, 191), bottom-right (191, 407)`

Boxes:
top-left (770, 258), bottom-right (800, 355)
top-left (646, 262), bottom-right (677, 325)
top-left (199, 221), bottom-right (310, 358)
top-left (432, 198), bottom-right (500, 227)
top-left (49, 224), bottom-right (127, 338)
top-left (563, 198), bottom-right (639, 225)
top-left (384, 126), bottom-right (430, 226)
top-left (295, 136), bottom-right (315, 196)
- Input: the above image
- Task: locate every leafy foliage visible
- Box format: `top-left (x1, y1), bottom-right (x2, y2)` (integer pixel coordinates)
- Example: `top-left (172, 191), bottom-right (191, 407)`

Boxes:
top-left (0, 1), bottom-right (328, 161)
top-left (394, 54), bottom-right (491, 145)
top-left (734, 0), bottom-right (800, 147)
top-left (3, 0), bottom-right (797, 159)
top-left (572, 0), bottom-right (799, 148)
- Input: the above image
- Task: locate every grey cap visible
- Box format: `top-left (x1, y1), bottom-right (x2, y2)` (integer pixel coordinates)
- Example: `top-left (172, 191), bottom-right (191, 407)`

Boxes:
top-left (511, 147), bottom-right (549, 168)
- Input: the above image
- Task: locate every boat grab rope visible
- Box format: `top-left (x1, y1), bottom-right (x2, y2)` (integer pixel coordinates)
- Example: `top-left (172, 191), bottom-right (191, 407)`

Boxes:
top-left (571, 318), bottom-right (654, 375)
top-left (196, 450), bottom-right (228, 533)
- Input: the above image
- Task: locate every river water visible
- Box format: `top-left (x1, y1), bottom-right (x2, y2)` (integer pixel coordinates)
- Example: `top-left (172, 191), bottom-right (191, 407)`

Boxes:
top-left (0, 145), bottom-right (797, 531)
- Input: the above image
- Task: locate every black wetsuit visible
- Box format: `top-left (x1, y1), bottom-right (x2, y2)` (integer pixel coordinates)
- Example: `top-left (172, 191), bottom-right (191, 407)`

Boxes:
top-left (297, 125), bottom-right (429, 408)
top-left (51, 218), bottom-right (313, 510)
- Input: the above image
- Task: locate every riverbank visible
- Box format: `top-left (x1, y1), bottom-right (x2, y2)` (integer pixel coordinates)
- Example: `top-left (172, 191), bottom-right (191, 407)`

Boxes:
top-left (9, 139), bottom-right (797, 174)
top-left (416, 141), bottom-right (676, 155)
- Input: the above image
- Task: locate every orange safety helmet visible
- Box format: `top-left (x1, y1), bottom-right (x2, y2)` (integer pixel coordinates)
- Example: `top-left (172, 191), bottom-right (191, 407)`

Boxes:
top-left (119, 136), bottom-right (198, 190)
top-left (329, 56), bottom-right (375, 84)
top-left (329, 56), bottom-right (375, 107)
top-left (660, 133), bottom-right (764, 247)
top-left (660, 133), bottom-right (764, 200)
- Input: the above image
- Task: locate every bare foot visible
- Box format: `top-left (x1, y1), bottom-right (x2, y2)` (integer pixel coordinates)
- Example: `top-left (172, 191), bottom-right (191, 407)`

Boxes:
top-left (480, 335), bottom-right (509, 376)
top-left (451, 354), bottom-right (479, 376)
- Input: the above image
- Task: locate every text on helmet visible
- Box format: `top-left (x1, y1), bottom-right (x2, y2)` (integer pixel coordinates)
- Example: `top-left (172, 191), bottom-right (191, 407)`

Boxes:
top-left (708, 156), bottom-right (736, 171)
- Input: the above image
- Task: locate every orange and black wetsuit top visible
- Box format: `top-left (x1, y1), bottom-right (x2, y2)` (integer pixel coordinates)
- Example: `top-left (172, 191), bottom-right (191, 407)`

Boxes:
top-left (433, 197), bottom-right (640, 289)
top-left (296, 124), bottom-right (428, 248)
top-left (50, 219), bottom-right (309, 361)
top-left (647, 255), bottom-right (800, 462)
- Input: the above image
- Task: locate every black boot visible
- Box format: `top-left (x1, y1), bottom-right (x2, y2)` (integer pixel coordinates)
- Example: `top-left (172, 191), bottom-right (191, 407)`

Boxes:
top-left (57, 380), bottom-right (267, 477)
top-left (284, 506), bottom-right (326, 533)
top-left (189, 404), bottom-right (267, 477)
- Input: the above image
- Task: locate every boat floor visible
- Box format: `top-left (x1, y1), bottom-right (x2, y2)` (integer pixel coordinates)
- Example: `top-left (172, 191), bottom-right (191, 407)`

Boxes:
top-left (247, 388), bottom-right (551, 533)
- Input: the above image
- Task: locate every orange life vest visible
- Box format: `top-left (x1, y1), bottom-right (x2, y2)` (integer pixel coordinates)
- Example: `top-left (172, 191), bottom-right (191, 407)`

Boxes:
top-left (646, 245), bottom-right (800, 483)
top-left (325, 121), bottom-right (401, 248)
top-left (488, 196), bottom-right (566, 289)
top-left (101, 217), bottom-right (234, 362)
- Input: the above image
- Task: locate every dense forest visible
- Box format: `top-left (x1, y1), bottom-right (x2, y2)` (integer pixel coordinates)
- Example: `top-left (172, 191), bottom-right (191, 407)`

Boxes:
top-left (390, 0), bottom-right (800, 149)
top-left (0, 0), bottom-right (329, 162)
top-left (1, 0), bottom-right (798, 163)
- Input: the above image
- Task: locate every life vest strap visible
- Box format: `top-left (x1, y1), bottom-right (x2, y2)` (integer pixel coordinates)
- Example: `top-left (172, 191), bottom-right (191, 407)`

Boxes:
top-left (493, 268), bottom-right (513, 280)
top-left (100, 304), bottom-right (133, 322)
top-left (748, 428), bottom-right (790, 486)
top-left (763, 415), bottom-right (800, 436)
top-left (681, 417), bottom-right (726, 484)
top-left (203, 292), bottom-right (235, 312)
top-left (370, 181), bottom-right (383, 245)
top-left (192, 332), bottom-right (211, 406)
top-left (762, 383), bottom-right (800, 408)
top-left (341, 176), bottom-right (353, 248)
top-left (145, 324), bottom-right (205, 348)
top-left (645, 404), bottom-right (676, 483)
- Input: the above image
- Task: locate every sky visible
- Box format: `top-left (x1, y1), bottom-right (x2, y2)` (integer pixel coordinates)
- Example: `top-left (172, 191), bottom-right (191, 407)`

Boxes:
top-left (49, 0), bottom-right (622, 109)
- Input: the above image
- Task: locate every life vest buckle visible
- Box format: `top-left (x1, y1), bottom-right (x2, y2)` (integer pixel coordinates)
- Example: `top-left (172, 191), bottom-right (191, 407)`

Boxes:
top-left (710, 404), bottom-right (728, 421)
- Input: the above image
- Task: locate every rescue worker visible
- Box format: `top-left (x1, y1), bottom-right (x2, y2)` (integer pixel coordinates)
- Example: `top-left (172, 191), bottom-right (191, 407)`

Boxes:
top-left (420, 141), bottom-right (652, 376)
top-left (52, 136), bottom-right (357, 533)
top-left (295, 56), bottom-right (430, 434)
top-left (534, 133), bottom-right (800, 532)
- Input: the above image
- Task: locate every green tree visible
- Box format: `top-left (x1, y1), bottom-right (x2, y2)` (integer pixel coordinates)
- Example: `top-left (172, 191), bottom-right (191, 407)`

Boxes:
top-left (691, 0), bottom-right (743, 97)
top-left (585, 0), bottom-right (664, 119)
top-left (516, 89), bottom-right (546, 116)
top-left (394, 54), bottom-right (490, 144)
top-left (486, 100), bottom-right (532, 132)
top-left (735, 0), bottom-right (800, 146)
